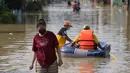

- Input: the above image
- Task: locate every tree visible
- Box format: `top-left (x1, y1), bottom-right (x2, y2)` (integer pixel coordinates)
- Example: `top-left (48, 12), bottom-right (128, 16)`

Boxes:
top-left (26, 1), bottom-right (43, 12)
top-left (5, 0), bottom-right (22, 10)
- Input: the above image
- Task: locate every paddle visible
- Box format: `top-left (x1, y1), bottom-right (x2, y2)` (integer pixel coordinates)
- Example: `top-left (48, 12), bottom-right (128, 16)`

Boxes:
top-left (105, 44), bottom-right (116, 60)
top-left (110, 53), bottom-right (116, 60)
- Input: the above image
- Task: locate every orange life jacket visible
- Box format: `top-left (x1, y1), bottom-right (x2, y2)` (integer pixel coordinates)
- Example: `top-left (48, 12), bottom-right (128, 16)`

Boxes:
top-left (78, 30), bottom-right (95, 50)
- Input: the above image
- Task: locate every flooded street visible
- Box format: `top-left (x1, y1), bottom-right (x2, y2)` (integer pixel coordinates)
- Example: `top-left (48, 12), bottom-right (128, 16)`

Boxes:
top-left (0, 1), bottom-right (130, 73)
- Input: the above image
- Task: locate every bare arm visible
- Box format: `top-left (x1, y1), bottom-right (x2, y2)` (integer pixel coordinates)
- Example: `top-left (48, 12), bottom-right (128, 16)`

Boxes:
top-left (55, 46), bottom-right (62, 60)
top-left (32, 52), bottom-right (37, 65)
top-left (55, 46), bottom-right (63, 66)
top-left (64, 34), bottom-right (72, 42)
top-left (70, 34), bottom-right (80, 46)
top-left (30, 52), bottom-right (37, 70)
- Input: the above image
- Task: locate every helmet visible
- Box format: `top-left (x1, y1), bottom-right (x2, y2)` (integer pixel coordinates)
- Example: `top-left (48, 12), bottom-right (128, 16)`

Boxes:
top-left (64, 21), bottom-right (72, 27)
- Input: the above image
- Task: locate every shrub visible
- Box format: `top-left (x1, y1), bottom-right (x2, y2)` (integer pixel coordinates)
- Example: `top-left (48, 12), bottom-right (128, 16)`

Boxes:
top-left (0, 12), bottom-right (17, 24)
top-left (113, 1), bottom-right (125, 6)
top-left (26, 1), bottom-right (44, 12)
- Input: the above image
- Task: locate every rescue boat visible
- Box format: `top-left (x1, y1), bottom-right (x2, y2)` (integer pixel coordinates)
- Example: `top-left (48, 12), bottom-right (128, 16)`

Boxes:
top-left (61, 42), bottom-right (111, 58)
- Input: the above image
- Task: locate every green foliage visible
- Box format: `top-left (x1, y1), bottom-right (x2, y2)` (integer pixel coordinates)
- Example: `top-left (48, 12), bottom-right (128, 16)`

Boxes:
top-left (0, 8), bottom-right (10, 14)
top-left (0, 9), bottom-right (17, 24)
top-left (113, 0), bottom-right (125, 6)
top-left (26, 1), bottom-right (43, 12)
top-left (0, 0), bottom-right (20, 24)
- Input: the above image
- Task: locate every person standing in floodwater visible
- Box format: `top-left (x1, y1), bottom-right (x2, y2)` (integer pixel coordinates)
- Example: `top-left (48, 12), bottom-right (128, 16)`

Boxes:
top-left (29, 19), bottom-right (63, 73)
top-left (67, 0), bottom-right (72, 6)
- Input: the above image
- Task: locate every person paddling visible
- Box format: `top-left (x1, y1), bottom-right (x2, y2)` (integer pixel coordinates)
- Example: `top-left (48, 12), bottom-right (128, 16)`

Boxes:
top-left (57, 21), bottom-right (73, 48)
top-left (71, 25), bottom-right (104, 50)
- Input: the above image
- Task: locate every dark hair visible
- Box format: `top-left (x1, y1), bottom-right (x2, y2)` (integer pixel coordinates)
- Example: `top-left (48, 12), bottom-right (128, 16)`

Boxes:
top-left (36, 19), bottom-right (46, 28)
top-left (84, 26), bottom-right (90, 30)
top-left (38, 19), bottom-right (45, 22)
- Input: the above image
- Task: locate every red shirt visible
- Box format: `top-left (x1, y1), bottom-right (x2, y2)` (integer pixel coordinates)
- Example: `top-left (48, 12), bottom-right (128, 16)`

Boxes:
top-left (72, 4), bottom-right (76, 8)
top-left (32, 31), bottom-right (58, 67)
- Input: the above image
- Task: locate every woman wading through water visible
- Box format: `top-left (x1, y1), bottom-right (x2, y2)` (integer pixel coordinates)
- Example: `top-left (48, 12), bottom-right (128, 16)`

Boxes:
top-left (29, 19), bottom-right (63, 73)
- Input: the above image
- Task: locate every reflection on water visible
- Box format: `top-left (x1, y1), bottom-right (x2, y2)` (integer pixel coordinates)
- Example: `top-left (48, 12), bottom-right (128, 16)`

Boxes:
top-left (59, 58), bottom-right (109, 73)
top-left (0, 2), bottom-right (130, 73)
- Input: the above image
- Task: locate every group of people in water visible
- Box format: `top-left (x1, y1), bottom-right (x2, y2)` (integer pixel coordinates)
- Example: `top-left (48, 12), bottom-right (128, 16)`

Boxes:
top-left (57, 21), bottom-right (104, 50)
top-left (29, 18), bottom-right (106, 73)
top-left (67, 0), bottom-right (81, 12)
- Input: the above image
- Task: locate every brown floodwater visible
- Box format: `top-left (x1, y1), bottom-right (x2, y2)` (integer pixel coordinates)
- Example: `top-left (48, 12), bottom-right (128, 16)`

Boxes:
top-left (0, 1), bottom-right (130, 73)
